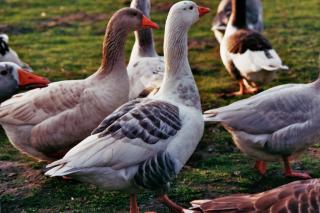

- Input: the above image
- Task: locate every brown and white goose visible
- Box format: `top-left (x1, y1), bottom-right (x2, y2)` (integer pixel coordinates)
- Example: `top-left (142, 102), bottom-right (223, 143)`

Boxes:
top-left (0, 62), bottom-right (49, 103)
top-left (0, 34), bottom-right (33, 71)
top-left (127, 0), bottom-right (164, 99)
top-left (189, 179), bottom-right (320, 212)
top-left (220, 0), bottom-right (288, 96)
top-left (0, 8), bottom-right (159, 162)
top-left (212, 0), bottom-right (263, 43)
top-left (46, 2), bottom-right (209, 212)
top-left (204, 74), bottom-right (320, 179)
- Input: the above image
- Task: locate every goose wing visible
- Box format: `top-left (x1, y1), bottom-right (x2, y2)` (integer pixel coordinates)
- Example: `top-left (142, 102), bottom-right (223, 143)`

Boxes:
top-left (204, 85), bottom-right (315, 134)
top-left (227, 30), bottom-right (288, 75)
top-left (46, 98), bottom-right (182, 177)
top-left (191, 179), bottom-right (320, 212)
top-left (0, 80), bottom-right (85, 125)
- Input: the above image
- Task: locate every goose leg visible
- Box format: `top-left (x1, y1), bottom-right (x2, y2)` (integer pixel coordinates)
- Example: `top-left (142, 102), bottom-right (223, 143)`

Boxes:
top-left (130, 194), bottom-right (140, 213)
top-left (282, 157), bottom-right (311, 179)
top-left (229, 80), bottom-right (259, 96)
top-left (254, 160), bottom-right (267, 175)
top-left (159, 194), bottom-right (184, 213)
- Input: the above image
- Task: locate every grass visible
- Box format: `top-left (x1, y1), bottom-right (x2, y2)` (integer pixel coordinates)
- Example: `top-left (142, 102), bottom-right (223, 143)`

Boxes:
top-left (0, 0), bottom-right (319, 212)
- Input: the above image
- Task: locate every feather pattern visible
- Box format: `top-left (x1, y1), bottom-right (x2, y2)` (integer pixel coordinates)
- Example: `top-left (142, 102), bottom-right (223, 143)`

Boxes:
top-left (190, 179), bottom-right (320, 212)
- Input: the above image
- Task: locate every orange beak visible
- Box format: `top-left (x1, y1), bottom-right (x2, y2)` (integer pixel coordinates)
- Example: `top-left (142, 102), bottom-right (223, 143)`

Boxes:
top-left (198, 6), bottom-right (210, 17)
top-left (141, 15), bottom-right (159, 29)
top-left (18, 69), bottom-right (50, 88)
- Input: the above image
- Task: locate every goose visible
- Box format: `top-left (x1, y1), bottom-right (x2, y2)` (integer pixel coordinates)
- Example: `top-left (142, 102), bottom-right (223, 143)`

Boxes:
top-left (45, 2), bottom-right (210, 212)
top-left (220, 0), bottom-right (288, 96)
top-left (0, 34), bottom-right (33, 71)
top-left (203, 74), bottom-right (320, 179)
top-left (0, 8), bottom-right (159, 162)
top-left (212, 0), bottom-right (263, 44)
top-left (127, 0), bottom-right (165, 99)
top-left (0, 62), bottom-right (49, 103)
top-left (189, 179), bottom-right (320, 212)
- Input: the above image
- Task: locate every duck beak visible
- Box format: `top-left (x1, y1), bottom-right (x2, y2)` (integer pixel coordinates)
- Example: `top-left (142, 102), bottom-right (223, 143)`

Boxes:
top-left (18, 69), bottom-right (50, 88)
top-left (198, 6), bottom-right (210, 17)
top-left (141, 15), bottom-right (159, 29)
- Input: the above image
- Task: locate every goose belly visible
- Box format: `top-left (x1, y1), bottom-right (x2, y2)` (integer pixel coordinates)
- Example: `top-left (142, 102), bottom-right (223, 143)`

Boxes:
top-left (229, 130), bottom-right (281, 162)
top-left (70, 166), bottom-right (140, 192)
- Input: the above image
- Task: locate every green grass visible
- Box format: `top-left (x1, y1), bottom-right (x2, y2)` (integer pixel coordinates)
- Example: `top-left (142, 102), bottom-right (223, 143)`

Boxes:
top-left (0, 0), bottom-right (320, 212)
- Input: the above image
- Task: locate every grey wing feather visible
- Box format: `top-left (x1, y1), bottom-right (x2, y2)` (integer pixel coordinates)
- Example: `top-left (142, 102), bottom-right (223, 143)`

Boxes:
top-left (91, 99), bottom-right (142, 135)
top-left (205, 85), bottom-right (315, 135)
top-left (46, 99), bottom-right (182, 176)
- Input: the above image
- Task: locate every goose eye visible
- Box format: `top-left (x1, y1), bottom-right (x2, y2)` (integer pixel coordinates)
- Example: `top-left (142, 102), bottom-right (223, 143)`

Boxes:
top-left (0, 70), bottom-right (8, 76)
top-left (189, 6), bottom-right (194, 10)
top-left (133, 12), bottom-right (138, 16)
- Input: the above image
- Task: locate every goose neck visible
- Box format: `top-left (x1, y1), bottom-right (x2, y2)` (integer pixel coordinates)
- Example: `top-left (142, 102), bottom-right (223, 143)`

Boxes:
top-left (230, 0), bottom-right (247, 29)
top-left (158, 19), bottom-right (201, 110)
top-left (99, 24), bottom-right (128, 74)
top-left (131, 29), bottom-right (158, 58)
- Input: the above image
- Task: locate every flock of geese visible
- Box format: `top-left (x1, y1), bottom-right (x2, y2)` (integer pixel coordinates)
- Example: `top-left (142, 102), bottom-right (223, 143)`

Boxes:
top-left (0, 0), bottom-right (319, 212)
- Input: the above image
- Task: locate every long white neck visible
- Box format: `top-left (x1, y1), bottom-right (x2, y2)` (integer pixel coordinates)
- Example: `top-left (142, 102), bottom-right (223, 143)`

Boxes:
top-left (157, 16), bottom-right (201, 110)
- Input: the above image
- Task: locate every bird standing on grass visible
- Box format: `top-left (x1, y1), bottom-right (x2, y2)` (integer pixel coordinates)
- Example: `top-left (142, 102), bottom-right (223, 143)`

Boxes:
top-left (220, 0), bottom-right (287, 96)
top-left (0, 8), bottom-right (159, 162)
top-left (46, 2), bottom-right (210, 212)
top-left (204, 73), bottom-right (320, 179)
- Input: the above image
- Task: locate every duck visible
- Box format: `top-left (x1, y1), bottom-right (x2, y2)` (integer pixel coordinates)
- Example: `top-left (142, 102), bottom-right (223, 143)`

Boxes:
top-left (212, 0), bottom-right (263, 44)
top-left (0, 8), bottom-right (159, 162)
top-left (203, 74), bottom-right (320, 179)
top-left (189, 179), bottom-right (320, 212)
top-left (45, 2), bottom-right (210, 213)
top-left (0, 62), bottom-right (49, 103)
top-left (127, 0), bottom-right (165, 99)
top-left (220, 0), bottom-right (288, 96)
top-left (0, 34), bottom-right (33, 71)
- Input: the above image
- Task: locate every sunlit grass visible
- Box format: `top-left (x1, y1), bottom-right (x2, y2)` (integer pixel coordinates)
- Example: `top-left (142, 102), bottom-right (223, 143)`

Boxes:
top-left (0, 0), bottom-right (319, 212)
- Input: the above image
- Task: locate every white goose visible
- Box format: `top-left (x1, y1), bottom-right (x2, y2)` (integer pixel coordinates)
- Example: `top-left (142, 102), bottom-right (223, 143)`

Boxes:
top-left (0, 62), bottom-right (49, 103)
top-left (46, 2), bottom-right (210, 212)
top-left (212, 0), bottom-right (263, 43)
top-left (204, 75), bottom-right (320, 179)
top-left (0, 8), bottom-right (159, 162)
top-left (0, 34), bottom-right (33, 71)
top-left (190, 179), bottom-right (320, 212)
top-left (128, 0), bottom-right (165, 99)
top-left (220, 0), bottom-right (288, 96)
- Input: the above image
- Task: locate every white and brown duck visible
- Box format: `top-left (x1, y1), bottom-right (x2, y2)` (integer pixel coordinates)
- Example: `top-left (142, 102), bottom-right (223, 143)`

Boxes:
top-left (0, 8), bottom-right (159, 162)
top-left (189, 179), bottom-right (320, 212)
top-left (220, 0), bottom-right (288, 96)
top-left (0, 62), bottom-right (49, 103)
top-left (46, 2), bottom-right (210, 212)
top-left (127, 0), bottom-right (164, 99)
top-left (212, 0), bottom-right (263, 43)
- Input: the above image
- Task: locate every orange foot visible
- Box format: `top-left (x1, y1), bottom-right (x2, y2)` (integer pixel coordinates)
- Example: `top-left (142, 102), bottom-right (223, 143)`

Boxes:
top-left (254, 160), bottom-right (267, 175)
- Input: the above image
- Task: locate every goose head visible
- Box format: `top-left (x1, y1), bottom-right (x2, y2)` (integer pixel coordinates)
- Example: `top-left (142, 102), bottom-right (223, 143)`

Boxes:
top-left (112, 7), bottom-right (159, 32)
top-left (0, 62), bottom-right (50, 102)
top-left (168, 1), bottom-right (210, 29)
